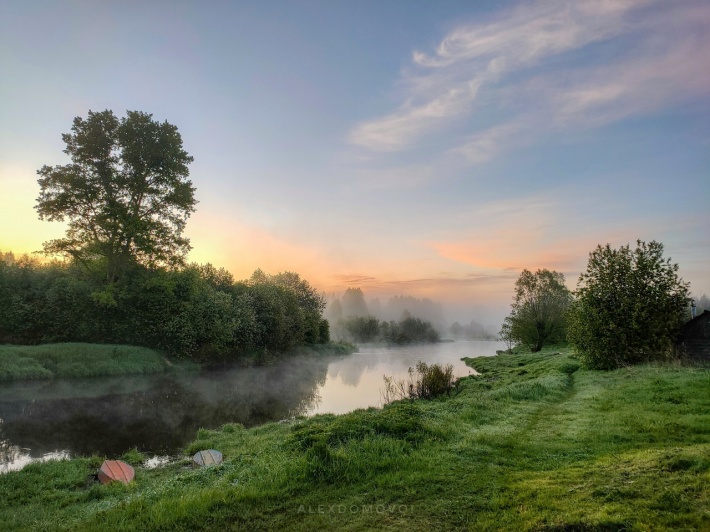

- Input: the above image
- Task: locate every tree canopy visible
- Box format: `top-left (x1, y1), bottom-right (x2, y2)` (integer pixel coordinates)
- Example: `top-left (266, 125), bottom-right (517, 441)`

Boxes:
top-left (0, 257), bottom-right (331, 359)
top-left (0, 111), bottom-right (336, 361)
top-left (568, 240), bottom-right (690, 369)
top-left (503, 269), bottom-right (572, 352)
top-left (35, 110), bottom-right (196, 282)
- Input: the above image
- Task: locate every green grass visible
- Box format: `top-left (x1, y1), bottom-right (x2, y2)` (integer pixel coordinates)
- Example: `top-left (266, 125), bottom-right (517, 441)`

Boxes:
top-left (0, 342), bottom-right (353, 380)
top-left (1, 347), bottom-right (708, 530)
top-left (0, 343), bottom-right (193, 380)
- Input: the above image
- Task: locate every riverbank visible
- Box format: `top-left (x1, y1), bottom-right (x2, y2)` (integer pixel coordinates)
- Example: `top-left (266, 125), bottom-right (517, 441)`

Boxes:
top-left (0, 343), bottom-right (186, 380)
top-left (0, 342), bottom-right (357, 381)
top-left (1, 347), bottom-right (708, 530)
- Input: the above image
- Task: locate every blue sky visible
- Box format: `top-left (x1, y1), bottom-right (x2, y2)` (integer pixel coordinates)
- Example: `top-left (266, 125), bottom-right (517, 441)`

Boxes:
top-left (1, 0), bottom-right (708, 325)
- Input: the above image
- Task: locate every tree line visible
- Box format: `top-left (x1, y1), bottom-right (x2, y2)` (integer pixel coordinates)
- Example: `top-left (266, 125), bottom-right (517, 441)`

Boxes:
top-left (332, 314), bottom-right (440, 344)
top-left (500, 240), bottom-right (696, 369)
top-left (0, 253), bottom-right (329, 362)
top-left (1, 109), bottom-right (331, 362)
top-left (324, 288), bottom-right (446, 331)
top-left (448, 319), bottom-right (498, 340)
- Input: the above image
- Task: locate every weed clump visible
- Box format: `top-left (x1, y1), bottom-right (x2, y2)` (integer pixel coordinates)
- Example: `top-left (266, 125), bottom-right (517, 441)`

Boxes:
top-left (120, 448), bottom-right (146, 466)
top-left (382, 361), bottom-right (457, 403)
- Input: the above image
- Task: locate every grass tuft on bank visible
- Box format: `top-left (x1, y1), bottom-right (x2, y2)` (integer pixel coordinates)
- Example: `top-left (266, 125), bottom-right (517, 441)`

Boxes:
top-left (1, 347), bottom-right (708, 530)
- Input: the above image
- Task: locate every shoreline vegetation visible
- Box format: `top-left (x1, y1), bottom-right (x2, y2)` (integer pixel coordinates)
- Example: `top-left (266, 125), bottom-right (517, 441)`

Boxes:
top-left (0, 341), bottom-right (357, 381)
top-left (1, 347), bottom-right (708, 530)
top-left (332, 315), bottom-right (441, 344)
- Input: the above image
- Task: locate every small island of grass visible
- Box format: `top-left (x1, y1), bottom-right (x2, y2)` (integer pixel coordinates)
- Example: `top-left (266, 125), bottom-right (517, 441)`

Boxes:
top-left (0, 341), bottom-right (357, 381)
top-left (0, 343), bottom-right (193, 381)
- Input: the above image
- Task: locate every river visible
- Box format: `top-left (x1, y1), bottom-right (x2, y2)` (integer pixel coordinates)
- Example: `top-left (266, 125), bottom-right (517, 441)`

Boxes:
top-left (0, 340), bottom-right (502, 472)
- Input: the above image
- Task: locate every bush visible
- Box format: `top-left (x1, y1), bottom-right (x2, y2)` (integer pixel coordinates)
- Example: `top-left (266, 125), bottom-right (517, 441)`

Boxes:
top-left (0, 257), bottom-right (331, 362)
top-left (568, 240), bottom-right (690, 369)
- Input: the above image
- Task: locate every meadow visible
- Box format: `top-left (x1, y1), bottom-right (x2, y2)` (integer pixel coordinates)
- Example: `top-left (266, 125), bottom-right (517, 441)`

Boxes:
top-left (1, 347), bottom-right (708, 530)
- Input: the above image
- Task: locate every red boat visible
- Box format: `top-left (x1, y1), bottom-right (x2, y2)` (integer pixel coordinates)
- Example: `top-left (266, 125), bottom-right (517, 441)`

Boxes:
top-left (98, 460), bottom-right (135, 485)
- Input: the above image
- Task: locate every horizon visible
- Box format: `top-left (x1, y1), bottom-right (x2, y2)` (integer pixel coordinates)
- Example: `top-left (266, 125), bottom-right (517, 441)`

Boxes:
top-left (2, 0), bottom-right (709, 328)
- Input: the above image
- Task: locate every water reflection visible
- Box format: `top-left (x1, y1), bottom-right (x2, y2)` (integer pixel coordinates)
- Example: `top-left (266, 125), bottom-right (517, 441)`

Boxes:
top-left (0, 440), bottom-right (70, 473)
top-left (144, 455), bottom-right (176, 469)
top-left (311, 341), bottom-right (494, 415)
top-left (0, 355), bottom-right (331, 471)
top-left (0, 340), bottom-right (501, 471)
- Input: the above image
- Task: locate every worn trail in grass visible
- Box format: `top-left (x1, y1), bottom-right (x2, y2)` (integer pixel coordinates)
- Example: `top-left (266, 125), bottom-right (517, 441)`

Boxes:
top-left (1, 348), bottom-right (708, 530)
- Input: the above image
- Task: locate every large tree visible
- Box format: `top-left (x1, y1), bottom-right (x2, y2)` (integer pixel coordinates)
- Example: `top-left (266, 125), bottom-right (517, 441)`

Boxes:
top-left (505, 269), bottom-right (572, 352)
top-left (568, 240), bottom-right (690, 369)
top-left (36, 110), bottom-right (196, 282)
top-left (341, 287), bottom-right (369, 318)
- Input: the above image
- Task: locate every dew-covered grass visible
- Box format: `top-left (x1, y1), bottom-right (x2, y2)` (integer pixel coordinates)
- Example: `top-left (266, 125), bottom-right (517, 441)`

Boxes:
top-left (1, 347), bottom-right (708, 530)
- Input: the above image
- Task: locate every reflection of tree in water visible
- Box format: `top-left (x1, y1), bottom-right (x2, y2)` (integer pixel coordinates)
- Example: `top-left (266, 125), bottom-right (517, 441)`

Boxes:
top-left (325, 353), bottom-right (379, 387)
top-left (0, 356), bottom-right (330, 462)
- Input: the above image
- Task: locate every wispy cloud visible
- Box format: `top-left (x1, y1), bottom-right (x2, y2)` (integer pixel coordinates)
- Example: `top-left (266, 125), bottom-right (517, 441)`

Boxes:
top-left (349, 0), bottom-right (710, 160)
top-left (324, 271), bottom-right (517, 304)
top-left (430, 194), bottom-right (583, 272)
top-left (452, 121), bottom-right (523, 163)
top-left (349, 84), bottom-right (482, 151)
top-left (412, 0), bottom-right (639, 69)
top-left (332, 274), bottom-right (378, 285)
top-left (428, 184), bottom-right (707, 278)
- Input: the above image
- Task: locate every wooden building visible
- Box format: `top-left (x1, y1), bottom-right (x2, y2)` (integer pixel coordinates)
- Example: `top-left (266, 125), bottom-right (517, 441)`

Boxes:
top-left (680, 310), bottom-right (710, 360)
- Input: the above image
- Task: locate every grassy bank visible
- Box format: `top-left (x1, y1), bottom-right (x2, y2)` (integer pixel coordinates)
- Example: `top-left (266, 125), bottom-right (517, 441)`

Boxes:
top-left (1, 348), bottom-right (708, 530)
top-left (0, 342), bottom-right (357, 381)
top-left (0, 343), bottom-right (185, 380)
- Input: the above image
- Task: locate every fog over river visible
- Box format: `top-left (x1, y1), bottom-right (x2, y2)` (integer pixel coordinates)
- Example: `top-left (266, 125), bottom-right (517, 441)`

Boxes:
top-left (0, 340), bottom-right (502, 472)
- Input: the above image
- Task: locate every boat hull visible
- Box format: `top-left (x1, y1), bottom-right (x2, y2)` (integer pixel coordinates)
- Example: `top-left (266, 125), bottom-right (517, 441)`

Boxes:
top-left (98, 460), bottom-right (135, 485)
top-left (193, 449), bottom-right (223, 467)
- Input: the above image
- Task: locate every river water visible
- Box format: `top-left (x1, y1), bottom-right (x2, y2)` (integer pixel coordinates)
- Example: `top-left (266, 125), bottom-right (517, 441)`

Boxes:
top-left (0, 340), bottom-right (502, 472)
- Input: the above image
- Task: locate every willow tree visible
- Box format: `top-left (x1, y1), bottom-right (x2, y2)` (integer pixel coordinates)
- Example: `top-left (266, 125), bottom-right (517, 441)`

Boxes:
top-left (505, 269), bottom-right (573, 352)
top-left (35, 110), bottom-right (196, 283)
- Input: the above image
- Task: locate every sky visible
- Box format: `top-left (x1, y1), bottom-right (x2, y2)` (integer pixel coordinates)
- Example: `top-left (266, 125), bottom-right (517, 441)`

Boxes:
top-left (1, 0), bottom-right (709, 326)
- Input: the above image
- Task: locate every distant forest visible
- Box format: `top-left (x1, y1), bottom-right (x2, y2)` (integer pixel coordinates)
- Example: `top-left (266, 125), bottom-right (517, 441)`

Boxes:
top-left (323, 287), bottom-right (496, 343)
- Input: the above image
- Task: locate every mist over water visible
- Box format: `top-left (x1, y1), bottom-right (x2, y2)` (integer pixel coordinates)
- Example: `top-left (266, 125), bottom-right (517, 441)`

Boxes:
top-left (0, 340), bottom-right (502, 472)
